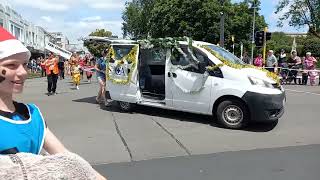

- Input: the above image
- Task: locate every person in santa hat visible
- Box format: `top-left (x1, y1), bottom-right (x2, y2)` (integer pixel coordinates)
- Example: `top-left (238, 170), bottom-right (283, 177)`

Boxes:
top-left (0, 27), bottom-right (106, 179)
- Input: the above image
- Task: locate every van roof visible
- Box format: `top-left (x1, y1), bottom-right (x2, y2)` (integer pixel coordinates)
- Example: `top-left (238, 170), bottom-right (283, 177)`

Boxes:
top-left (83, 36), bottom-right (214, 47)
top-left (83, 36), bottom-right (137, 44)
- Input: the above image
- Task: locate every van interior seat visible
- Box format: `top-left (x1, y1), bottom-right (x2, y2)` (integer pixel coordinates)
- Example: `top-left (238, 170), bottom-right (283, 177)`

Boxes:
top-left (144, 65), bottom-right (165, 94)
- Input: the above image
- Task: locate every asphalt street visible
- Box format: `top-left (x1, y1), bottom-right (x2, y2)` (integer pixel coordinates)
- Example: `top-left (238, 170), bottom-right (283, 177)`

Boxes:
top-left (16, 77), bottom-right (320, 180)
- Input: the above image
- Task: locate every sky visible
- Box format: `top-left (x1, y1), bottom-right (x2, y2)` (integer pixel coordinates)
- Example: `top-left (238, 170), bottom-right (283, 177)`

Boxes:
top-left (0, 0), bottom-right (308, 44)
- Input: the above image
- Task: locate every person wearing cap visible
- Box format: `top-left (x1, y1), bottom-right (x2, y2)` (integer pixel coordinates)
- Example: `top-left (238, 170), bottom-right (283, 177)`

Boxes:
top-left (305, 52), bottom-right (318, 86)
top-left (0, 27), bottom-right (107, 180)
top-left (266, 50), bottom-right (278, 72)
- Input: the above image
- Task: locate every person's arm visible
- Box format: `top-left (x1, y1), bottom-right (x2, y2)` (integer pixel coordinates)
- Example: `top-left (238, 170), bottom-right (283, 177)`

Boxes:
top-left (43, 128), bottom-right (68, 154)
top-left (95, 59), bottom-right (101, 72)
top-left (43, 129), bottom-right (107, 180)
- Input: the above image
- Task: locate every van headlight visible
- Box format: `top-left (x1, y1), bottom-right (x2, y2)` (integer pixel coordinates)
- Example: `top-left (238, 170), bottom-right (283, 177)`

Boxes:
top-left (248, 76), bottom-right (273, 88)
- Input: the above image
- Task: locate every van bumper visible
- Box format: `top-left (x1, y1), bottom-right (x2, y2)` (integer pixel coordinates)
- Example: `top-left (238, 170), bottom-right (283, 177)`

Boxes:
top-left (242, 91), bottom-right (285, 122)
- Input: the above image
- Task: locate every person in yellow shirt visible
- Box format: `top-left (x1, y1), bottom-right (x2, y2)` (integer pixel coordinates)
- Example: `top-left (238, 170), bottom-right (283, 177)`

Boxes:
top-left (72, 59), bottom-right (81, 90)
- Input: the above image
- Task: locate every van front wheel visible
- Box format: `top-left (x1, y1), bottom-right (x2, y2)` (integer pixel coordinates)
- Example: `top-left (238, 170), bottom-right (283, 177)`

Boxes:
top-left (118, 101), bottom-right (134, 112)
top-left (216, 99), bottom-right (248, 129)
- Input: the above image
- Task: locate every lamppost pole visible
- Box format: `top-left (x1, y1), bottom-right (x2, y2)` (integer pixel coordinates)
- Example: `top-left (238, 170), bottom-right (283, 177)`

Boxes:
top-left (219, 0), bottom-right (225, 48)
top-left (251, 2), bottom-right (256, 64)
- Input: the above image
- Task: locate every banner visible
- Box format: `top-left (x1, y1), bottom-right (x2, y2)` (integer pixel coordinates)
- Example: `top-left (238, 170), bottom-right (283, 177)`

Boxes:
top-left (45, 42), bottom-right (72, 59)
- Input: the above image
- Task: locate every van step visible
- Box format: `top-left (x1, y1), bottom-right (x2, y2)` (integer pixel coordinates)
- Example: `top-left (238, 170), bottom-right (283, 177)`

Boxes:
top-left (140, 101), bottom-right (166, 108)
top-left (141, 99), bottom-right (166, 104)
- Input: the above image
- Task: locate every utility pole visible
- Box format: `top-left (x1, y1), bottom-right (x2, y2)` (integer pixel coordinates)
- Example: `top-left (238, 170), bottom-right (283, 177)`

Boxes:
top-left (251, 1), bottom-right (256, 64)
top-left (219, 0), bottom-right (225, 48)
top-left (262, 27), bottom-right (267, 64)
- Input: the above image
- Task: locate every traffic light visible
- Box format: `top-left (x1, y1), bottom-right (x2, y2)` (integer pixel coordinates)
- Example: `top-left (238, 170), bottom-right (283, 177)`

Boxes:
top-left (266, 32), bottom-right (272, 41)
top-left (255, 31), bottom-right (264, 47)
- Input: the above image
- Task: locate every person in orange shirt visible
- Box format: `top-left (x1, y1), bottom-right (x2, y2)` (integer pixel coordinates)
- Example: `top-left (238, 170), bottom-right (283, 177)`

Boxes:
top-left (45, 53), bottom-right (59, 95)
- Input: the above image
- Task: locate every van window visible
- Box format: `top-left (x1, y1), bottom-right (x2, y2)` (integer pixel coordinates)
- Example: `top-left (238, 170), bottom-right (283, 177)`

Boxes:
top-left (171, 45), bottom-right (209, 74)
top-left (140, 48), bottom-right (166, 65)
top-left (112, 45), bottom-right (135, 60)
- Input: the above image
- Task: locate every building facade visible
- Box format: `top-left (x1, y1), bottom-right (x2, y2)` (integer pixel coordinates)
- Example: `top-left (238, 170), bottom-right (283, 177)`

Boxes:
top-left (50, 32), bottom-right (69, 49)
top-left (0, 3), bottom-right (69, 58)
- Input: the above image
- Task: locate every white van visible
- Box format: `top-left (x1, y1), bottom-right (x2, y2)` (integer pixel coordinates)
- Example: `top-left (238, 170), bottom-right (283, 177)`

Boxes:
top-left (86, 37), bottom-right (285, 129)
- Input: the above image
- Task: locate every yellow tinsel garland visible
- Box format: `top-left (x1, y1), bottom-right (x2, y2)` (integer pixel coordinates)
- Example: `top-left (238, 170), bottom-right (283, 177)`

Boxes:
top-left (201, 45), bottom-right (280, 85)
top-left (106, 45), bottom-right (138, 85)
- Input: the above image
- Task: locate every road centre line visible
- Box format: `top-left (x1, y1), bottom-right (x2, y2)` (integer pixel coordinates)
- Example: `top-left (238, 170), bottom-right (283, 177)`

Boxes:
top-left (285, 89), bottom-right (320, 96)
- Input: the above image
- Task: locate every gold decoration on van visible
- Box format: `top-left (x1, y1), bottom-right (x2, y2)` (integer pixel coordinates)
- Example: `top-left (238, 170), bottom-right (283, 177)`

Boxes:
top-left (106, 45), bottom-right (138, 85)
top-left (201, 45), bottom-right (280, 85)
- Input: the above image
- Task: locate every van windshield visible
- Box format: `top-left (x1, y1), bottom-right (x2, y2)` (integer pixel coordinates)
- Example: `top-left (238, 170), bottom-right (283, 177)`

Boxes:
top-left (206, 45), bottom-right (245, 65)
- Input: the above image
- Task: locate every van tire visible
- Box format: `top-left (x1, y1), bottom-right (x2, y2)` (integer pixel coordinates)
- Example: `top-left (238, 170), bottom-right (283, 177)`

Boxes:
top-left (118, 101), bottom-right (134, 112)
top-left (216, 99), bottom-right (248, 129)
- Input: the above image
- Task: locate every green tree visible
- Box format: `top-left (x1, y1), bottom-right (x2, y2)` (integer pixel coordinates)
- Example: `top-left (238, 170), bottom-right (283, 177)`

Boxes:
top-left (275, 0), bottom-right (320, 38)
top-left (122, 0), bottom-right (157, 39)
top-left (84, 29), bottom-right (112, 57)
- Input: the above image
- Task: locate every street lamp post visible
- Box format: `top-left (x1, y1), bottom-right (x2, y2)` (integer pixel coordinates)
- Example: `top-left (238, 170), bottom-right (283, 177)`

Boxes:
top-left (251, 3), bottom-right (256, 64)
top-left (219, 0), bottom-right (225, 48)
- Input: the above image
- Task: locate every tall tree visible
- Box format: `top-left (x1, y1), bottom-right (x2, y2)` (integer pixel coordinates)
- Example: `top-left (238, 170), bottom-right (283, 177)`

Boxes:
top-left (84, 29), bottom-right (112, 56)
top-left (122, 0), bottom-right (157, 39)
top-left (121, 0), bottom-right (267, 54)
top-left (275, 0), bottom-right (320, 38)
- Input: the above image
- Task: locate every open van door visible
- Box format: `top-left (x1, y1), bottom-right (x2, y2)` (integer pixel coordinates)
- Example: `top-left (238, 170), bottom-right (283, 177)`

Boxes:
top-left (166, 45), bottom-right (212, 114)
top-left (107, 44), bottom-right (140, 103)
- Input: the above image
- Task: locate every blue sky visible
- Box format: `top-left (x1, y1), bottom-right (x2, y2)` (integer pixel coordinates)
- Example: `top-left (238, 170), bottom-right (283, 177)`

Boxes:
top-left (1, 0), bottom-right (307, 44)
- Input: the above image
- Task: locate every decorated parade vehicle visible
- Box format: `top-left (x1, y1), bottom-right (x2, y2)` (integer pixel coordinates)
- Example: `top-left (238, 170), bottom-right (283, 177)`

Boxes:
top-left (85, 36), bottom-right (285, 129)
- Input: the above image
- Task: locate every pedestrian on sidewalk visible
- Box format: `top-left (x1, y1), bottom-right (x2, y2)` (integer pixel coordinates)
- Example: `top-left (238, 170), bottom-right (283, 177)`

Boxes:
top-left (45, 52), bottom-right (59, 95)
top-left (266, 50), bottom-right (278, 72)
top-left (0, 27), bottom-right (106, 180)
top-left (254, 54), bottom-right (264, 67)
top-left (305, 52), bottom-right (317, 86)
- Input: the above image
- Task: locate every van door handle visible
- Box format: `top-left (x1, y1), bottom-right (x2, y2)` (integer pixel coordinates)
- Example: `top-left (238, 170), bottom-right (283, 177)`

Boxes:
top-left (172, 73), bottom-right (177, 78)
top-left (168, 72), bottom-right (171, 77)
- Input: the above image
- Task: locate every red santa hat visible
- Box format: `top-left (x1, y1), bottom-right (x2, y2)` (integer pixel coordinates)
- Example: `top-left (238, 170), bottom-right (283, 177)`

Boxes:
top-left (0, 27), bottom-right (31, 60)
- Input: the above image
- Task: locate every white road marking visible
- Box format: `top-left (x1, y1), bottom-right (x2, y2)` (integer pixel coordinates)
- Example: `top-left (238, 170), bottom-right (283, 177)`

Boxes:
top-left (286, 89), bottom-right (320, 96)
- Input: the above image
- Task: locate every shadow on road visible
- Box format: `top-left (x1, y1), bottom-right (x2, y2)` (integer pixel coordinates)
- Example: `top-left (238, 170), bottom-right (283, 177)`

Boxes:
top-left (73, 91), bottom-right (277, 132)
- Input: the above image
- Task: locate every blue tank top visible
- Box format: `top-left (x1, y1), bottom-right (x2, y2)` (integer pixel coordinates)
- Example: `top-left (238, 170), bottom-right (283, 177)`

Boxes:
top-left (0, 104), bottom-right (46, 155)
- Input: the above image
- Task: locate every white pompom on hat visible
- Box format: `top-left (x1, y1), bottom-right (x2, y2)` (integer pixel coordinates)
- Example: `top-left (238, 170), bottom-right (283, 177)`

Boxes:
top-left (0, 27), bottom-right (31, 60)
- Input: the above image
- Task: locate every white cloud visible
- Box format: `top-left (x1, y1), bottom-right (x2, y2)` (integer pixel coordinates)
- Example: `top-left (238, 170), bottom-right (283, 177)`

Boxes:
top-left (81, 16), bottom-right (102, 22)
top-left (83, 0), bottom-right (126, 10)
top-left (10, 0), bottom-right (75, 11)
top-left (41, 16), bottom-right (53, 22)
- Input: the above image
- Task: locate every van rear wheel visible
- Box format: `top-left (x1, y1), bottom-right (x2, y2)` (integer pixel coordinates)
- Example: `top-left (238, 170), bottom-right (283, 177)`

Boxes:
top-left (216, 99), bottom-right (248, 129)
top-left (118, 101), bottom-right (134, 112)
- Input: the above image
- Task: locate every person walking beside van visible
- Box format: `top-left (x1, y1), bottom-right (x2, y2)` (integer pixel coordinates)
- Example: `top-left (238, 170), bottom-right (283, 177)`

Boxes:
top-left (45, 53), bottom-right (59, 95)
top-left (95, 49), bottom-right (109, 106)
top-left (266, 50), bottom-right (278, 72)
